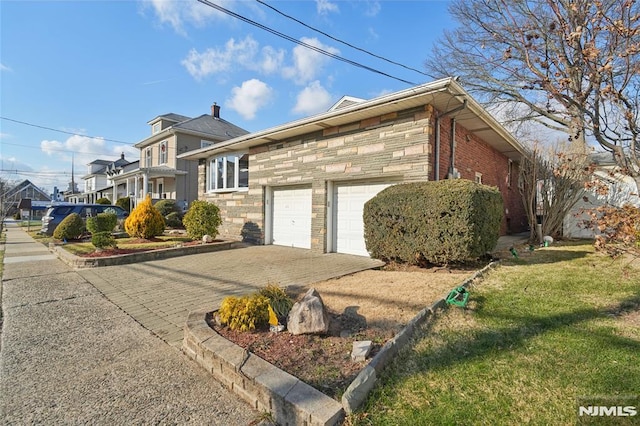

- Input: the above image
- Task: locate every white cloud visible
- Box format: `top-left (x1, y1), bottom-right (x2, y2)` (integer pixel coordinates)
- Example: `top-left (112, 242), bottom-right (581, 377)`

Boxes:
top-left (0, 63), bottom-right (11, 72)
top-left (181, 36), bottom-right (284, 80)
top-left (292, 81), bottom-right (333, 116)
top-left (364, 1), bottom-right (381, 17)
top-left (226, 79), bottom-right (274, 120)
top-left (316, 0), bottom-right (339, 15)
top-left (283, 37), bottom-right (339, 85)
top-left (41, 135), bottom-right (137, 167)
top-left (142, 0), bottom-right (228, 35)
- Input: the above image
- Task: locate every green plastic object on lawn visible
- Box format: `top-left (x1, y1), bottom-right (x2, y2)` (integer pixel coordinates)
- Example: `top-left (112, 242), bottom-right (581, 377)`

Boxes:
top-left (446, 286), bottom-right (470, 308)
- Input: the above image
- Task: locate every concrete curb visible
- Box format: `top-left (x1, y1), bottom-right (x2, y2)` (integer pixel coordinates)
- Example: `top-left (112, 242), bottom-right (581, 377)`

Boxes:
top-left (183, 261), bottom-right (499, 424)
top-left (50, 240), bottom-right (245, 268)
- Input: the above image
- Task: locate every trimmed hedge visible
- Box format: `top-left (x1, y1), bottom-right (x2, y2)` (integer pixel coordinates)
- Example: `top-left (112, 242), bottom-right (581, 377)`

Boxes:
top-left (363, 180), bottom-right (504, 265)
top-left (86, 212), bottom-right (117, 234)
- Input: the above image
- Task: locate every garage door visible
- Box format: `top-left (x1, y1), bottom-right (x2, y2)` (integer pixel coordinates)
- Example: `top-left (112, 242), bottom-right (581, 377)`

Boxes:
top-left (335, 183), bottom-right (392, 256)
top-left (272, 187), bottom-right (312, 249)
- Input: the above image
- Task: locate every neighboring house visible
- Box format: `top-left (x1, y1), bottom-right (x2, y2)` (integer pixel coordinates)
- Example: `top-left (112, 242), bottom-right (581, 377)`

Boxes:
top-left (180, 78), bottom-right (528, 257)
top-left (2, 179), bottom-right (51, 217)
top-left (564, 152), bottom-right (640, 238)
top-left (80, 154), bottom-right (132, 203)
top-left (113, 104), bottom-right (249, 210)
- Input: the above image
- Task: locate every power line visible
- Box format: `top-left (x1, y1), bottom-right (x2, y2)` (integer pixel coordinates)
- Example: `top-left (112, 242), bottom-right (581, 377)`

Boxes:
top-left (196, 0), bottom-right (418, 86)
top-left (255, 0), bottom-right (429, 78)
top-left (0, 140), bottom-right (137, 160)
top-left (0, 116), bottom-right (134, 145)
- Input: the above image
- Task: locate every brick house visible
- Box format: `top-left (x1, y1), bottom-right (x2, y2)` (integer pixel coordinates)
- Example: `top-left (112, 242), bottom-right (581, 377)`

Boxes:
top-left (114, 105), bottom-right (248, 209)
top-left (180, 78), bottom-right (527, 256)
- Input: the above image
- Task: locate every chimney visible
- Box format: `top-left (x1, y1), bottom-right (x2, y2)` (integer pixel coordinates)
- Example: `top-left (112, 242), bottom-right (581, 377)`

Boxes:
top-left (211, 102), bottom-right (220, 119)
top-left (120, 152), bottom-right (125, 160)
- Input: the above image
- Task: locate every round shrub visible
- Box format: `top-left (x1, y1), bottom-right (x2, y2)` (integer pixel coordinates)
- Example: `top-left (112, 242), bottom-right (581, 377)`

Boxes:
top-left (182, 200), bottom-right (221, 240)
top-left (165, 211), bottom-right (183, 228)
top-left (95, 197), bottom-right (111, 205)
top-left (124, 195), bottom-right (165, 239)
top-left (53, 213), bottom-right (85, 240)
top-left (91, 231), bottom-right (117, 249)
top-left (86, 212), bottom-right (117, 234)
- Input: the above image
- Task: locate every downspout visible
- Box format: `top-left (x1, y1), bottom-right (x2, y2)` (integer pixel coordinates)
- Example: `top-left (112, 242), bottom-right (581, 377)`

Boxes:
top-left (434, 99), bottom-right (467, 180)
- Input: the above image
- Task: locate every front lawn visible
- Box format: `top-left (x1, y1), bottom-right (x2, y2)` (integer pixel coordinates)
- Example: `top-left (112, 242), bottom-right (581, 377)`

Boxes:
top-left (350, 242), bottom-right (639, 425)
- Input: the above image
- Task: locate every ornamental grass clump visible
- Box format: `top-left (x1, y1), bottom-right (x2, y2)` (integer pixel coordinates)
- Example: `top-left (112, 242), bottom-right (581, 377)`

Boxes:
top-left (218, 284), bottom-right (293, 331)
top-left (124, 195), bottom-right (165, 239)
top-left (258, 284), bottom-right (294, 324)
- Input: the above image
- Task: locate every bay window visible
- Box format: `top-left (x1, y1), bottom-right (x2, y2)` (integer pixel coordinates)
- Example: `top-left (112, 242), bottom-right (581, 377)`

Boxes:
top-left (208, 153), bottom-right (249, 191)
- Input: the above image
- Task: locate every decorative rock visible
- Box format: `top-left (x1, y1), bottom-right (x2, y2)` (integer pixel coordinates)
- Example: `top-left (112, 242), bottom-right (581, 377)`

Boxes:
top-left (202, 234), bottom-right (213, 243)
top-left (287, 288), bottom-right (329, 335)
top-left (351, 340), bottom-right (373, 362)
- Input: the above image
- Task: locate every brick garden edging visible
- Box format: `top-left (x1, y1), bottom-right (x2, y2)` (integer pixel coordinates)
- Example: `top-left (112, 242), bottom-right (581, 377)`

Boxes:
top-left (182, 261), bottom-right (498, 425)
top-left (50, 240), bottom-right (244, 268)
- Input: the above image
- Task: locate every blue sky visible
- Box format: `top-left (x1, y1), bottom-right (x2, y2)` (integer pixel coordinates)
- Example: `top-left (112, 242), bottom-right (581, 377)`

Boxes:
top-left (1, 0), bottom-right (453, 194)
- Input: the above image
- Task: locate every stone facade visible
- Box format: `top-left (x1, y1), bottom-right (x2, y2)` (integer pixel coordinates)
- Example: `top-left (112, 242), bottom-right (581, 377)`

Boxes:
top-left (199, 105), bottom-right (434, 251)
top-left (198, 102), bottom-right (526, 253)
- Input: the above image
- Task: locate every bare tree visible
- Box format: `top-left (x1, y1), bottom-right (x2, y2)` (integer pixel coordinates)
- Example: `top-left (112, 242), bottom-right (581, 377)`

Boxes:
top-left (519, 141), bottom-right (592, 241)
top-left (426, 0), bottom-right (640, 188)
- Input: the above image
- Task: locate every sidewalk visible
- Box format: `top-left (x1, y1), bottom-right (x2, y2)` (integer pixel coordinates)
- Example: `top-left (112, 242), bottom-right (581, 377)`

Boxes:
top-left (0, 221), bottom-right (257, 424)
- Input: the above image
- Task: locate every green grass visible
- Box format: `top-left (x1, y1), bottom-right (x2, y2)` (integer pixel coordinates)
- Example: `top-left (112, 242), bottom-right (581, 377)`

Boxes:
top-left (348, 242), bottom-right (640, 425)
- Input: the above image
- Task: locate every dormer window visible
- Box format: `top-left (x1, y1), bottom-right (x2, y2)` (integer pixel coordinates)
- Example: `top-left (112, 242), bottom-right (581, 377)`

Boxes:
top-left (159, 141), bottom-right (168, 164)
top-left (152, 122), bottom-right (161, 134)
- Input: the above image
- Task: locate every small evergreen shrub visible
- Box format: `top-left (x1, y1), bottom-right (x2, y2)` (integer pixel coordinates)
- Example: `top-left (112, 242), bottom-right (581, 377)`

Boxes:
top-left (218, 294), bottom-right (270, 332)
top-left (95, 197), bottom-right (111, 205)
top-left (86, 212), bottom-right (117, 234)
top-left (154, 199), bottom-right (180, 217)
top-left (182, 200), bottom-right (221, 240)
top-left (53, 213), bottom-right (85, 240)
top-left (258, 284), bottom-right (294, 323)
top-left (364, 180), bottom-right (503, 265)
top-left (165, 211), bottom-right (183, 228)
top-left (91, 231), bottom-right (117, 249)
top-left (116, 197), bottom-right (131, 213)
top-left (124, 195), bottom-right (165, 239)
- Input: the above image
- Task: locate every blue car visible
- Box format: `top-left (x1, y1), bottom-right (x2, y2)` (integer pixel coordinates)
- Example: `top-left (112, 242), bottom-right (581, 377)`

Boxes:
top-left (40, 203), bottom-right (128, 236)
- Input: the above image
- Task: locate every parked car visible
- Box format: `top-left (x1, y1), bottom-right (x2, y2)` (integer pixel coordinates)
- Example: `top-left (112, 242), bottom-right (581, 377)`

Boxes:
top-left (40, 203), bottom-right (129, 236)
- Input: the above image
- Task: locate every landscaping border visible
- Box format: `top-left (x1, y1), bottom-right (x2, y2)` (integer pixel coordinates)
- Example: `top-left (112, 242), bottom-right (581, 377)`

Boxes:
top-left (50, 240), bottom-right (245, 268)
top-left (182, 261), bottom-right (498, 425)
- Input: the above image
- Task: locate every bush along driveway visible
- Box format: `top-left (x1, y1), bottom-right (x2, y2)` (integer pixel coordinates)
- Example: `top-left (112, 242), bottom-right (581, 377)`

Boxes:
top-left (349, 242), bottom-right (640, 425)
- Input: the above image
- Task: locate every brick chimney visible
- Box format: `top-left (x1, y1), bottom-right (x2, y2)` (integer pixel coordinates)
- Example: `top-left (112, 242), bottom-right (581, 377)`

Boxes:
top-left (211, 102), bottom-right (220, 119)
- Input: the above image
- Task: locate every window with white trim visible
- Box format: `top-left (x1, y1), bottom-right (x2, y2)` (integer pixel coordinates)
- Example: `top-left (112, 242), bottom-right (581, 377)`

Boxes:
top-left (208, 153), bottom-right (249, 191)
top-left (152, 122), bottom-right (161, 134)
top-left (159, 141), bottom-right (168, 164)
top-left (475, 172), bottom-right (483, 184)
top-left (145, 148), bottom-right (152, 167)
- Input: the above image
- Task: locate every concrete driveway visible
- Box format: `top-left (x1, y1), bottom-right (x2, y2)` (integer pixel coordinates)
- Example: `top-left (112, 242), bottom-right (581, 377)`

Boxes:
top-left (78, 245), bottom-right (383, 347)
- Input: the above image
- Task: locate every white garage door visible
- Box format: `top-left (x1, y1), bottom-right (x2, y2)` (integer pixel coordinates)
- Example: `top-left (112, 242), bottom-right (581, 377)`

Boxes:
top-left (335, 183), bottom-right (392, 256)
top-left (272, 187), bottom-right (312, 249)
